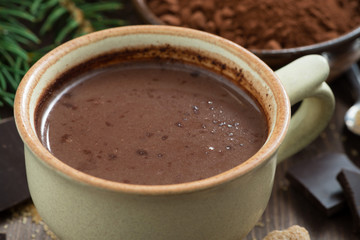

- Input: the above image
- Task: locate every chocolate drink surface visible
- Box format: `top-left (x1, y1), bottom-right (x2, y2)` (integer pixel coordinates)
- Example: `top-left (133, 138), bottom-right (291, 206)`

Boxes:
top-left (36, 60), bottom-right (268, 185)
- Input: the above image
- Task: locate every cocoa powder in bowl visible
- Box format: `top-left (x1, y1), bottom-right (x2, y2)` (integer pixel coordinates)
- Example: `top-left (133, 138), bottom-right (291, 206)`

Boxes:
top-left (144, 0), bottom-right (360, 50)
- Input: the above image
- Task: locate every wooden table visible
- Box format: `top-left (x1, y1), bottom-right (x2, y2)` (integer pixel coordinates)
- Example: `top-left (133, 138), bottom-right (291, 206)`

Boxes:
top-left (1, 3), bottom-right (360, 239)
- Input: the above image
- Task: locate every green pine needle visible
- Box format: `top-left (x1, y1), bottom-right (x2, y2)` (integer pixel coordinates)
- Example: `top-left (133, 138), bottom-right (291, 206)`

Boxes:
top-left (1, 66), bottom-right (18, 91)
top-left (81, 2), bottom-right (123, 15)
top-left (0, 70), bottom-right (7, 90)
top-left (0, 37), bottom-right (29, 60)
top-left (0, 0), bottom-right (126, 113)
top-left (1, 96), bottom-right (15, 107)
top-left (39, 7), bottom-right (67, 35)
top-left (30, 0), bottom-right (43, 15)
top-left (3, 0), bottom-right (32, 8)
top-left (0, 22), bottom-right (40, 44)
top-left (55, 19), bottom-right (79, 44)
top-left (0, 8), bottom-right (36, 22)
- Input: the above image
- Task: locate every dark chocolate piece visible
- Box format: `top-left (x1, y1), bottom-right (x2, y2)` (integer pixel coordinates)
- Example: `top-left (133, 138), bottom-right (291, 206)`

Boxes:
top-left (337, 169), bottom-right (360, 232)
top-left (0, 117), bottom-right (30, 212)
top-left (286, 153), bottom-right (360, 216)
top-left (0, 233), bottom-right (5, 240)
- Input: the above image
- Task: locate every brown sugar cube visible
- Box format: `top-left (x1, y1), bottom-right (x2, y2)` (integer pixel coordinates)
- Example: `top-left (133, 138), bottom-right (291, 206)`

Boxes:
top-left (263, 225), bottom-right (311, 240)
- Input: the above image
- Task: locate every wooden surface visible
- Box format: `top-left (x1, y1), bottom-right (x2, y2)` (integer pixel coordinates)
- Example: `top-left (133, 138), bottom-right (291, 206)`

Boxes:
top-left (1, 3), bottom-right (360, 239)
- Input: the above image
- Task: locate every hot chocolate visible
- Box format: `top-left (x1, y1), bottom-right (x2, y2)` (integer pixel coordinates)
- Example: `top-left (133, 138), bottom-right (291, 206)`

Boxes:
top-left (35, 60), bottom-right (268, 185)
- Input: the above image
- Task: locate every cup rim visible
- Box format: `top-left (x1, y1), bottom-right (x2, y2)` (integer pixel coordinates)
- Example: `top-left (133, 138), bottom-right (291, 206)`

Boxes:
top-left (14, 25), bottom-right (290, 195)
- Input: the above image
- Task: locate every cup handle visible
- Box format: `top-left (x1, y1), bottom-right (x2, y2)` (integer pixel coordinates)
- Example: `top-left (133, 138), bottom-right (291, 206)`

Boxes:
top-left (274, 55), bottom-right (335, 163)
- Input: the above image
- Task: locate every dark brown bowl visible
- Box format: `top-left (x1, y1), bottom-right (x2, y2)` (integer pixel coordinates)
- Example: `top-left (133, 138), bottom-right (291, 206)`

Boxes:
top-left (132, 0), bottom-right (360, 81)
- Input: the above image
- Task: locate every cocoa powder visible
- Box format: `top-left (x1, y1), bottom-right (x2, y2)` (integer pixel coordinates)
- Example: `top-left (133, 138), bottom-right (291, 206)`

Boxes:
top-left (146, 0), bottom-right (360, 50)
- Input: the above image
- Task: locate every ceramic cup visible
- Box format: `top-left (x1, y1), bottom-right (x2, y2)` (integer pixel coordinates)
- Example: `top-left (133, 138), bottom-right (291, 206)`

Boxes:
top-left (14, 25), bottom-right (335, 240)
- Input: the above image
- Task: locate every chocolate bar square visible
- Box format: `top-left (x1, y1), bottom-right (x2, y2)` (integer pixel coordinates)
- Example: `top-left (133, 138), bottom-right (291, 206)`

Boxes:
top-left (286, 153), bottom-right (360, 216)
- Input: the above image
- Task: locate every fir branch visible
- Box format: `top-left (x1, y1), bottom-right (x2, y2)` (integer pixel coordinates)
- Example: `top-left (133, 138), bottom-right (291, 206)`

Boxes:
top-left (0, 0), bottom-right (126, 117)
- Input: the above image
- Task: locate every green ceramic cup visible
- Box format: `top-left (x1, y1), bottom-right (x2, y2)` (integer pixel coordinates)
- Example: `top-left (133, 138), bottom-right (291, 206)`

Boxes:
top-left (14, 25), bottom-right (334, 240)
